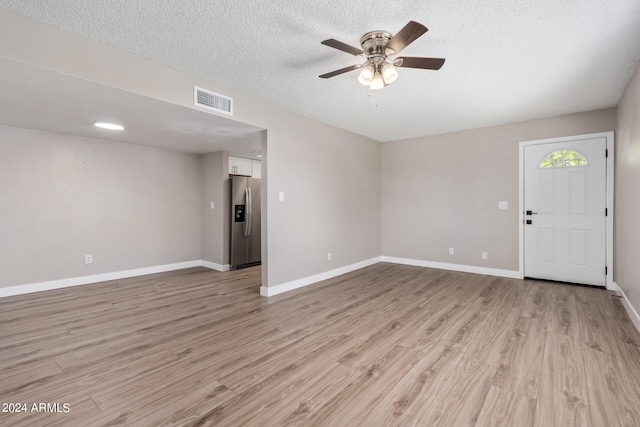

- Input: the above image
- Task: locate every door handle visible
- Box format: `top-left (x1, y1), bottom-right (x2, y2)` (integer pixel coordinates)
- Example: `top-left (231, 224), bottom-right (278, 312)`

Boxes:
top-left (242, 188), bottom-right (250, 237)
top-left (245, 186), bottom-right (252, 237)
top-left (526, 210), bottom-right (538, 215)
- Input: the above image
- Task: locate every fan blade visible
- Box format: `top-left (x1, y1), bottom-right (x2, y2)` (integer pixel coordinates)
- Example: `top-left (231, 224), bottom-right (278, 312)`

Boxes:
top-left (319, 64), bottom-right (362, 79)
top-left (394, 57), bottom-right (445, 70)
top-left (385, 21), bottom-right (428, 55)
top-left (321, 39), bottom-right (364, 56)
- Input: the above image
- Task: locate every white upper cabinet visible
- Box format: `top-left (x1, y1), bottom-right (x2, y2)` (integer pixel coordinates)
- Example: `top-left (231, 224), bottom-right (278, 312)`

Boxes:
top-left (229, 156), bottom-right (252, 176)
top-left (251, 160), bottom-right (261, 178)
top-left (229, 156), bottom-right (261, 177)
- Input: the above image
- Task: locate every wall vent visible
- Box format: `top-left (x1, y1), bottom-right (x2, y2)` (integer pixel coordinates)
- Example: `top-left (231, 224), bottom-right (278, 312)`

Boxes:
top-left (194, 86), bottom-right (233, 116)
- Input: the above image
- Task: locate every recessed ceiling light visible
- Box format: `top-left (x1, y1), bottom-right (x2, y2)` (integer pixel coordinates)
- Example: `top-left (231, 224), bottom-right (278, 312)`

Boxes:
top-left (94, 121), bottom-right (124, 131)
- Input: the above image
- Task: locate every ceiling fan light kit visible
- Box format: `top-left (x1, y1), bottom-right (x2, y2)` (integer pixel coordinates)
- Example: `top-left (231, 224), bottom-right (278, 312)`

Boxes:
top-left (370, 72), bottom-right (385, 90)
top-left (357, 58), bottom-right (399, 89)
top-left (358, 64), bottom-right (375, 85)
top-left (320, 21), bottom-right (445, 90)
top-left (381, 63), bottom-right (398, 84)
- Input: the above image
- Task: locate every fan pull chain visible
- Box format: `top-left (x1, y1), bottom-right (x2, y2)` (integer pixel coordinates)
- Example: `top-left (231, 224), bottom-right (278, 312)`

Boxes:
top-left (368, 88), bottom-right (380, 109)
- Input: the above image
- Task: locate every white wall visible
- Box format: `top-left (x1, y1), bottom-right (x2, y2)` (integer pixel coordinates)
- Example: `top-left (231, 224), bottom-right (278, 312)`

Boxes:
top-left (382, 109), bottom-right (617, 272)
top-left (0, 125), bottom-right (202, 287)
top-left (616, 62), bottom-right (640, 317)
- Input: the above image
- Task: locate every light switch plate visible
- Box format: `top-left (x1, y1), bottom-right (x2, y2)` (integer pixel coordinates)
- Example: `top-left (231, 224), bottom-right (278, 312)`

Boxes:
top-left (498, 201), bottom-right (508, 210)
top-left (279, 191), bottom-right (285, 202)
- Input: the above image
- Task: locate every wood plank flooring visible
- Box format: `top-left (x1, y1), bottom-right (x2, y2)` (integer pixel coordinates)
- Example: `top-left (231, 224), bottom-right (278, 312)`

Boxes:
top-left (1, 263), bottom-right (639, 426)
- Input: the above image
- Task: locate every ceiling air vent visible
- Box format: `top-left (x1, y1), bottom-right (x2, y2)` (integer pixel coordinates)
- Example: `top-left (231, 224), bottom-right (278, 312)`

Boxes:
top-left (194, 86), bottom-right (233, 116)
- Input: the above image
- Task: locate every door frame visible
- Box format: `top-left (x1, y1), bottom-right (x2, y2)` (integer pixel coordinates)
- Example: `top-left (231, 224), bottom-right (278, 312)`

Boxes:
top-left (518, 131), bottom-right (615, 289)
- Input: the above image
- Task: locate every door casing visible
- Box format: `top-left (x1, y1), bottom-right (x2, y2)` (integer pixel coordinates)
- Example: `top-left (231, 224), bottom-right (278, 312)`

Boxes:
top-left (518, 131), bottom-right (615, 289)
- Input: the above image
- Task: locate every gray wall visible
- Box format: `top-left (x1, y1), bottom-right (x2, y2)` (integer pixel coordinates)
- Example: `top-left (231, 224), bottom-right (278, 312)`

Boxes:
top-left (266, 119), bottom-right (381, 284)
top-left (0, 10), bottom-right (382, 290)
top-left (200, 151), bottom-right (228, 266)
top-left (2, 9), bottom-right (633, 311)
top-left (382, 109), bottom-right (617, 272)
top-left (616, 62), bottom-right (640, 314)
top-left (0, 125), bottom-right (202, 287)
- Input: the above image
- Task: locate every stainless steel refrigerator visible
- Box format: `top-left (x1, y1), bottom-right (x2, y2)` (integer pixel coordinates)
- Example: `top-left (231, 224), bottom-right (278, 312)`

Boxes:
top-left (230, 176), bottom-right (261, 269)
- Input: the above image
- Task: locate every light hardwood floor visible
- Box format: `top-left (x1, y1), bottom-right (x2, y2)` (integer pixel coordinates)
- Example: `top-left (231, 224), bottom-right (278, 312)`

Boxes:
top-left (1, 263), bottom-right (639, 426)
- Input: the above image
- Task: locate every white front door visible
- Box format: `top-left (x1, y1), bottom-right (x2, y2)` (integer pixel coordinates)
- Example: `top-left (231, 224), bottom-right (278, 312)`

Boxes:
top-left (524, 137), bottom-right (607, 286)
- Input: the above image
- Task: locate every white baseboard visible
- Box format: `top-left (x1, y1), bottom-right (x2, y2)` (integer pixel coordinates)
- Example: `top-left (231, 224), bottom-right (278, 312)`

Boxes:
top-left (611, 282), bottom-right (640, 334)
top-left (0, 255), bottom-right (524, 300)
top-left (260, 256), bottom-right (522, 297)
top-left (201, 261), bottom-right (230, 272)
top-left (260, 257), bottom-right (382, 297)
top-left (380, 256), bottom-right (523, 279)
top-left (0, 260), bottom-right (226, 299)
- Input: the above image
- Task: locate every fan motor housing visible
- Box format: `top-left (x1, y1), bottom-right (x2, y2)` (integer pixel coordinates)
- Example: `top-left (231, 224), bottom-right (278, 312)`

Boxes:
top-left (360, 31), bottom-right (392, 58)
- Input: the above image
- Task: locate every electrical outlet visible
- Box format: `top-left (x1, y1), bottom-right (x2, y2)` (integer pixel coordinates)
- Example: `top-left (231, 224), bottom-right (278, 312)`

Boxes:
top-left (449, 248), bottom-right (454, 255)
top-left (85, 254), bottom-right (93, 264)
top-left (482, 252), bottom-right (488, 260)
top-left (327, 252), bottom-right (332, 261)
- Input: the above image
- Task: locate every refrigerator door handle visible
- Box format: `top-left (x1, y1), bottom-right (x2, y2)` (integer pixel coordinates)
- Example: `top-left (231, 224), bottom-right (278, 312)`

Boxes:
top-left (244, 186), bottom-right (252, 237)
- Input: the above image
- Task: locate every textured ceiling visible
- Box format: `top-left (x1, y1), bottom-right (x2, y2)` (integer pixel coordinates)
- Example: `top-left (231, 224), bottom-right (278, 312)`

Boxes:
top-left (1, 0), bottom-right (640, 142)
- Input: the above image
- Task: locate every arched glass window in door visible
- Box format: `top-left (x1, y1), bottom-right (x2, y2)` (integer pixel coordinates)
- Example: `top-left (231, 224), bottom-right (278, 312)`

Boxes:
top-left (539, 149), bottom-right (588, 168)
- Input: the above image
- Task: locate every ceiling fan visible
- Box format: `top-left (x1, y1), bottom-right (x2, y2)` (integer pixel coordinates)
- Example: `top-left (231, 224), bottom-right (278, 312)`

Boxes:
top-left (319, 21), bottom-right (445, 90)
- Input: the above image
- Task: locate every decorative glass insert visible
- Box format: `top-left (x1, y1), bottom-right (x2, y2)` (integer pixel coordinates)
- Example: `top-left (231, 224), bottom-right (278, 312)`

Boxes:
top-left (539, 150), bottom-right (588, 168)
